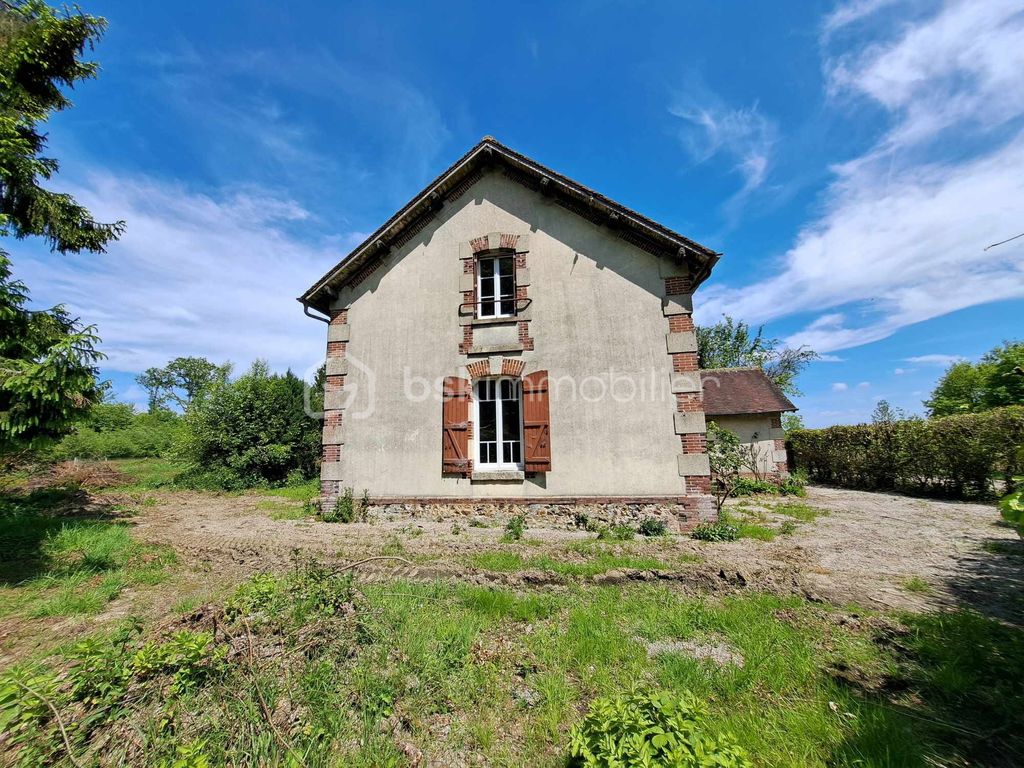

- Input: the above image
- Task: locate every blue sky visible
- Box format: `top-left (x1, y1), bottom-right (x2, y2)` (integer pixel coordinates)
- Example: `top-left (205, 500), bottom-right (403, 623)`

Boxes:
top-left (12, 0), bottom-right (1024, 426)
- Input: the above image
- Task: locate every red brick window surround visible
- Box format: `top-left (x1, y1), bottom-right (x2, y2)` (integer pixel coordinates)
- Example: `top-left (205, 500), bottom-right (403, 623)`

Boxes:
top-left (460, 233), bottom-right (534, 354)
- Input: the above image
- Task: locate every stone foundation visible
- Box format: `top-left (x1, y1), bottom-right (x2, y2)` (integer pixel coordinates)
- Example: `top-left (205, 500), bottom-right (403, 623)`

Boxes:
top-left (321, 494), bottom-right (717, 532)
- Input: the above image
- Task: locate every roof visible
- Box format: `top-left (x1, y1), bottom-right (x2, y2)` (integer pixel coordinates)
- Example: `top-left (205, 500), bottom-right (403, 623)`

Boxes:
top-left (298, 136), bottom-right (721, 314)
top-left (700, 368), bottom-right (797, 416)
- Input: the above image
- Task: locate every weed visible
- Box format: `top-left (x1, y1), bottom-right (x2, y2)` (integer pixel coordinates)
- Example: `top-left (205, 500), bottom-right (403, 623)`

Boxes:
top-left (637, 517), bottom-right (669, 537)
top-left (568, 689), bottom-right (750, 767)
top-left (691, 521), bottom-right (739, 541)
top-left (773, 501), bottom-right (827, 522)
top-left (503, 514), bottom-right (527, 542)
top-left (901, 576), bottom-right (932, 594)
top-left (451, 522), bottom-right (463, 535)
top-left (596, 524), bottom-right (635, 542)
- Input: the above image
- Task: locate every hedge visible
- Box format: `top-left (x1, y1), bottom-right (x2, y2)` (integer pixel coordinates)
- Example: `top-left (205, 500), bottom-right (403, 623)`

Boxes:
top-left (789, 406), bottom-right (1024, 499)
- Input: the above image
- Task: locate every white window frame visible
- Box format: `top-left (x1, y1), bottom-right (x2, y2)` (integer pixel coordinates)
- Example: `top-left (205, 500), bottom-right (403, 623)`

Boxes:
top-left (473, 377), bottom-right (524, 470)
top-left (476, 253), bottom-right (516, 319)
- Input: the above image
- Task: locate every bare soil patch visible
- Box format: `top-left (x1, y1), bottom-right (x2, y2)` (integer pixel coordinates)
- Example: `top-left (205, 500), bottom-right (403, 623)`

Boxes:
top-left (123, 485), bottom-right (1021, 623)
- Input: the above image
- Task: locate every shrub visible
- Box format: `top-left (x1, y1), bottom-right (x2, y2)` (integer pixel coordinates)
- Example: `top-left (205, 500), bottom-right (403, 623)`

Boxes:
top-left (568, 689), bottom-right (751, 767)
top-left (54, 409), bottom-right (182, 460)
top-left (320, 488), bottom-right (354, 523)
top-left (177, 361), bottom-right (321, 489)
top-left (691, 521), bottom-right (739, 542)
top-left (789, 406), bottom-right (1024, 499)
top-left (999, 481), bottom-right (1023, 537)
top-left (637, 517), bottom-right (668, 537)
top-left (779, 469), bottom-right (808, 497)
top-left (503, 513), bottom-right (527, 541)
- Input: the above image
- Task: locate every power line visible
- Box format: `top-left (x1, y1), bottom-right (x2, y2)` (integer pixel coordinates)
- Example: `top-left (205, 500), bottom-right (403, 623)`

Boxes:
top-left (984, 231), bottom-right (1024, 251)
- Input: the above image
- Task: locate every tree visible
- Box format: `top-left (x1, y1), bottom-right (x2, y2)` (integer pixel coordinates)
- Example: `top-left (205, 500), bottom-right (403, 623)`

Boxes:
top-left (696, 315), bottom-right (818, 396)
top-left (706, 421), bottom-right (745, 513)
top-left (781, 413), bottom-right (805, 433)
top-left (924, 341), bottom-right (1024, 416)
top-left (871, 400), bottom-right (905, 424)
top-left (136, 356), bottom-right (232, 412)
top-left (924, 361), bottom-right (991, 416)
top-left (0, 1), bottom-right (123, 450)
top-left (178, 361), bottom-right (321, 488)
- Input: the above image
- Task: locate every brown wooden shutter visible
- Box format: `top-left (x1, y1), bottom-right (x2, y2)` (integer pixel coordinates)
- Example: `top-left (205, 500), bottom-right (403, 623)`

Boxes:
top-left (442, 376), bottom-right (471, 475)
top-left (522, 370), bottom-right (552, 472)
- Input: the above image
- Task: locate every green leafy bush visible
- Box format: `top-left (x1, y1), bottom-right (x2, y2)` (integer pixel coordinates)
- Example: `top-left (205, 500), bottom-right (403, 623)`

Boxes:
top-left (999, 480), bottom-right (1023, 537)
top-left (732, 477), bottom-right (780, 496)
top-left (177, 361), bottom-right (321, 489)
top-left (790, 406), bottom-right (1024, 499)
top-left (638, 517), bottom-right (669, 537)
top-left (53, 408), bottom-right (182, 460)
top-left (322, 487), bottom-right (354, 523)
top-left (503, 513), bottom-right (527, 541)
top-left (568, 689), bottom-right (751, 767)
top-left (691, 521), bottom-right (739, 542)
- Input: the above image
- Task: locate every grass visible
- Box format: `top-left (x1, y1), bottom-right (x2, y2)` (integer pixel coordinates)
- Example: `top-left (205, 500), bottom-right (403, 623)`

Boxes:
top-left (256, 498), bottom-right (315, 521)
top-left (4, 567), bottom-right (1021, 767)
top-left (901, 577), bottom-right (933, 594)
top-left (773, 501), bottom-right (829, 522)
top-left (468, 550), bottom-right (674, 578)
top-left (256, 478), bottom-right (320, 501)
top-left (0, 486), bottom-right (176, 620)
top-left (104, 458), bottom-right (182, 490)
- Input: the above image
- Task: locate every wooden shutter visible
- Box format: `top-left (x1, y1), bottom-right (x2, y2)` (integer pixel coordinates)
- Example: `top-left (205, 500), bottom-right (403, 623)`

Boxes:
top-left (442, 376), bottom-right (470, 475)
top-left (522, 370), bottom-right (552, 472)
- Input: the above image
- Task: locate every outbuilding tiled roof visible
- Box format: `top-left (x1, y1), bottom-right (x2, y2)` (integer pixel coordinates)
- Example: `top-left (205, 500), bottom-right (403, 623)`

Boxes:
top-left (700, 368), bottom-right (797, 416)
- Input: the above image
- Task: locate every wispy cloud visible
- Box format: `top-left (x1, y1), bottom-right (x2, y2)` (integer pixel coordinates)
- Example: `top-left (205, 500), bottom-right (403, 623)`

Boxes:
top-left (905, 354), bottom-right (968, 366)
top-left (820, 0), bottom-right (900, 40)
top-left (15, 172), bottom-right (361, 375)
top-left (832, 382), bottom-right (849, 392)
top-left (669, 88), bottom-right (777, 212)
top-left (696, 0), bottom-right (1024, 352)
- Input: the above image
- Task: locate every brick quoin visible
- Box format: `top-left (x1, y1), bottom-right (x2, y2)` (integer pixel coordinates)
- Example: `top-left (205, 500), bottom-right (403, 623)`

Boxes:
top-left (323, 445), bottom-right (341, 463)
top-left (324, 412), bottom-right (342, 428)
top-left (668, 315), bottom-right (695, 333)
top-left (770, 414), bottom-right (783, 429)
top-left (329, 309), bottom-right (348, 324)
top-left (664, 276), bottom-right (692, 296)
top-left (680, 434), bottom-right (707, 453)
top-left (672, 352), bottom-right (699, 373)
top-left (326, 341), bottom-right (345, 358)
top-left (675, 392), bottom-right (702, 412)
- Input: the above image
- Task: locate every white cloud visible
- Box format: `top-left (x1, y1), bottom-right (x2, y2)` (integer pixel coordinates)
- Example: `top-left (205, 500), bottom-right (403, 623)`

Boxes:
top-left (832, 382), bottom-right (849, 391)
top-left (894, 367), bottom-right (907, 375)
top-left (905, 354), bottom-right (968, 366)
top-left (696, 0), bottom-right (1024, 352)
top-left (821, 0), bottom-right (900, 39)
top-left (857, 381), bottom-right (871, 389)
top-left (669, 92), bottom-right (777, 206)
top-left (15, 172), bottom-right (360, 376)
top-left (817, 354), bottom-right (845, 362)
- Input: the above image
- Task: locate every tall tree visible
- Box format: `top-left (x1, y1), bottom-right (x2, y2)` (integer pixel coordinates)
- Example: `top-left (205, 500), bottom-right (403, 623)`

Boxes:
top-left (136, 357), bottom-right (232, 412)
top-left (696, 315), bottom-right (818, 396)
top-left (0, 1), bottom-right (124, 450)
top-left (924, 342), bottom-right (1023, 416)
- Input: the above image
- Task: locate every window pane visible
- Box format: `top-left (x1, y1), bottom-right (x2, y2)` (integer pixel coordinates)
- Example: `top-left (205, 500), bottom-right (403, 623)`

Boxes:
top-left (479, 258), bottom-right (495, 278)
top-left (498, 257), bottom-right (513, 276)
top-left (479, 400), bottom-right (497, 442)
top-left (498, 275), bottom-right (515, 299)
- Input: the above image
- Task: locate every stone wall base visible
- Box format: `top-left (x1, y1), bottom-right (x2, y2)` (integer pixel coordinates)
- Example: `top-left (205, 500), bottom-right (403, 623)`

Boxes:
top-left (319, 482), bottom-right (716, 532)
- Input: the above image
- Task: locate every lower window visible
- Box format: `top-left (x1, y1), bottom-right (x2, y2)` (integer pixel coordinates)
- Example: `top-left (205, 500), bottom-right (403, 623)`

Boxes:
top-left (475, 378), bottom-right (523, 469)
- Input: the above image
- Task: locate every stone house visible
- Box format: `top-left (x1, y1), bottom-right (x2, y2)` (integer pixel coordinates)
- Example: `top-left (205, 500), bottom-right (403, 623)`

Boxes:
top-left (701, 368), bottom-right (796, 478)
top-left (298, 137), bottom-right (723, 529)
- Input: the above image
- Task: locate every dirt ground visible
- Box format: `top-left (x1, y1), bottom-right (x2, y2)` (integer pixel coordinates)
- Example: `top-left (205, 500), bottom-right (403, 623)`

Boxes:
top-left (123, 485), bottom-right (1023, 624)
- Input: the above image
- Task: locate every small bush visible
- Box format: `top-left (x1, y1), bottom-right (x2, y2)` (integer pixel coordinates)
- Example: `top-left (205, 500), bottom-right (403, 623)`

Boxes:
top-left (568, 689), bottom-right (750, 767)
top-left (779, 469), bottom-right (808, 496)
top-left (503, 513), bottom-right (527, 541)
top-left (691, 521), bottom-right (739, 542)
top-left (637, 517), bottom-right (668, 537)
top-left (327, 488), bottom-right (355, 523)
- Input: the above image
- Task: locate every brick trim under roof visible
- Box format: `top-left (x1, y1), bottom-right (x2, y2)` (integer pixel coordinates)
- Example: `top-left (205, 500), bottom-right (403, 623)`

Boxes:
top-left (700, 368), bottom-right (797, 416)
top-left (298, 136), bottom-right (720, 314)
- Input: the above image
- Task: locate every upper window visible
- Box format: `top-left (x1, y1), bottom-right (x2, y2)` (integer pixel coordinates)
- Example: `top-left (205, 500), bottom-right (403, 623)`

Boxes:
top-left (475, 378), bottom-right (523, 469)
top-left (477, 254), bottom-right (515, 318)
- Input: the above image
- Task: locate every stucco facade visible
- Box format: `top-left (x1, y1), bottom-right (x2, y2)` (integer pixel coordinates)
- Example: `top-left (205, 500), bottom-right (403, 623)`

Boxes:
top-left (709, 414), bottom-right (789, 477)
top-left (303, 138), bottom-right (719, 524)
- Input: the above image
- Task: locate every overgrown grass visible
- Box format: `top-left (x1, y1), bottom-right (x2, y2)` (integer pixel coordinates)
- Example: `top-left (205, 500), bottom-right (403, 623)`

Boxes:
top-left (4, 566), bottom-right (1020, 767)
top-left (901, 577), bottom-right (932, 594)
top-left (0, 487), bottom-right (176, 619)
top-left (105, 458), bottom-right (183, 490)
top-left (469, 550), bottom-right (674, 578)
top-left (773, 501), bottom-right (829, 522)
top-left (256, 478), bottom-right (320, 501)
top-left (256, 499), bottom-right (315, 521)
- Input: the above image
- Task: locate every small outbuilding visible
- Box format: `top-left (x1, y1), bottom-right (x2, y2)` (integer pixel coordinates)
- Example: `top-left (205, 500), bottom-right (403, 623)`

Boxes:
top-left (700, 368), bottom-right (796, 477)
